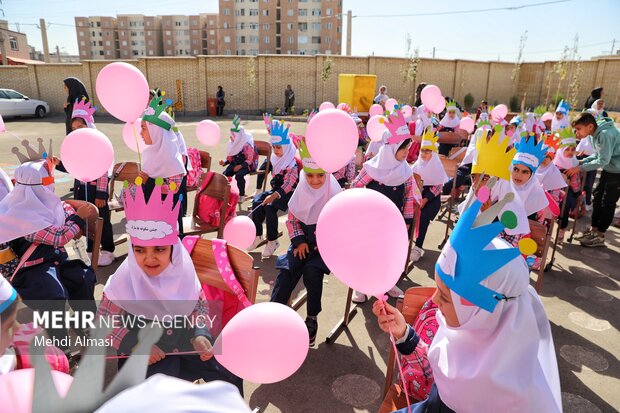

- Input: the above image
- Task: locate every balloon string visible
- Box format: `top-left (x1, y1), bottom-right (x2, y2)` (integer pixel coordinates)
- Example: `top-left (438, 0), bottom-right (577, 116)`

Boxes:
top-left (84, 183), bottom-right (89, 248)
top-left (131, 124), bottom-right (142, 172)
top-left (248, 203), bottom-right (263, 218)
top-left (380, 299), bottom-right (412, 413)
top-left (105, 350), bottom-right (202, 360)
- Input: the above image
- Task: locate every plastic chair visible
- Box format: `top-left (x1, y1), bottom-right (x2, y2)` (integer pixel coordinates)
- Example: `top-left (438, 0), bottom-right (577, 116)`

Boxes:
top-left (183, 171), bottom-right (231, 239)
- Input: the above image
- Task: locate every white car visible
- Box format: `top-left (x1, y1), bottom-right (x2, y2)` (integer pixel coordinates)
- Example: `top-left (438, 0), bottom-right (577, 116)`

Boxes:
top-left (0, 88), bottom-right (50, 118)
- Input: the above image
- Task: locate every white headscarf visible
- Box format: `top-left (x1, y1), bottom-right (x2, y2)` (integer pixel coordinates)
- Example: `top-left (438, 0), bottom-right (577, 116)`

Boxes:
top-left (590, 99), bottom-right (604, 116)
top-left (174, 129), bottom-right (188, 158)
top-left (502, 171), bottom-right (549, 217)
top-left (103, 239), bottom-right (201, 319)
top-left (270, 142), bottom-right (297, 176)
top-left (429, 238), bottom-right (562, 413)
top-left (0, 161), bottom-right (65, 243)
top-left (288, 171), bottom-right (342, 225)
top-left (0, 168), bottom-right (13, 202)
top-left (411, 152), bottom-right (449, 187)
top-left (226, 126), bottom-right (254, 157)
top-left (553, 147), bottom-right (579, 170)
top-left (96, 375), bottom-right (251, 413)
top-left (439, 112), bottom-right (460, 129)
top-left (576, 136), bottom-right (594, 156)
top-left (363, 138), bottom-right (412, 187)
top-left (536, 161), bottom-right (567, 191)
top-left (142, 113), bottom-right (187, 179)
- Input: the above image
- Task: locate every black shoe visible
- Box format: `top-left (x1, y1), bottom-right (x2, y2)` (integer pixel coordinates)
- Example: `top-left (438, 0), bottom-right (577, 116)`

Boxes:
top-left (305, 317), bottom-right (318, 347)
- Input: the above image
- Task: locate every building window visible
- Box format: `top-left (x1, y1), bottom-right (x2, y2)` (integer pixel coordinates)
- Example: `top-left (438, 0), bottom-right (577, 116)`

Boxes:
top-left (326, 36), bottom-right (331, 43)
top-left (146, 21), bottom-right (151, 26)
top-left (224, 36), bottom-right (231, 43)
top-left (120, 21), bottom-right (125, 27)
top-left (312, 36), bottom-right (320, 44)
top-left (149, 50), bottom-right (154, 55)
top-left (193, 39), bottom-right (198, 45)
top-left (191, 19), bottom-right (197, 25)
top-left (249, 8), bottom-right (259, 16)
top-left (288, 36), bottom-right (294, 44)
top-left (79, 31), bottom-right (84, 37)
top-left (133, 50), bottom-right (139, 56)
top-left (325, 22), bottom-right (332, 29)
top-left (224, 8), bottom-right (231, 15)
top-left (264, 36), bottom-right (270, 44)
top-left (209, 20), bottom-right (214, 25)
top-left (165, 31), bottom-right (171, 35)
top-left (80, 40), bottom-right (85, 46)
top-left (167, 40), bottom-right (172, 45)
top-left (287, 9), bottom-right (294, 16)
top-left (236, 9), bottom-right (246, 16)
top-left (106, 40), bottom-right (111, 46)
top-left (240, 49), bottom-right (246, 55)
top-left (224, 22), bottom-right (229, 29)
top-left (287, 23), bottom-right (294, 30)
top-left (326, 8), bottom-right (332, 16)
top-left (250, 36), bottom-right (259, 43)
top-left (225, 50), bottom-right (232, 55)
top-left (122, 40), bottom-right (127, 46)
top-left (148, 40), bottom-right (153, 45)
top-left (131, 31), bottom-right (137, 36)
top-left (311, 8), bottom-right (321, 16)
top-left (107, 50), bottom-right (111, 56)
top-left (123, 50), bottom-right (129, 56)
top-left (299, 23), bottom-right (308, 31)
top-left (99, 41), bottom-right (103, 46)
top-left (8, 36), bottom-right (18, 51)
top-left (250, 23), bottom-right (258, 30)
top-left (312, 22), bottom-right (321, 30)
top-left (210, 39), bottom-right (215, 45)
top-left (298, 36), bottom-right (308, 44)
top-left (263, 9), bottom-right (269, 16)
top-left (263, 24), bottom-right (270, 30)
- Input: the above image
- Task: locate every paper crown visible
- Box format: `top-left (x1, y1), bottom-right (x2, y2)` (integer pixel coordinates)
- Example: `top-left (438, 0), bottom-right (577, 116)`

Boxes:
top-left (143, 92), bottom-right (173, 131)
top-left (472, 126), bottom-right (516, 180)
top-left (384, 108), bottom-right (410, 145)
top-left (436, 185), bottom-right (527, 313)
top-left (307, 109), bottom-right (318, 124)
top-left (512, 135), bottom-right (548, 173)
top-left (338, 103), bottom-right (351, 114)
top-left (543, 132), bottom-right (561, 157)
top-left (0, 277), bottom-right (17, 314)
top-left (445, 100), bottom-right (458, 111)
top-left (555, 99), bottom-right (570, 115)
top-left (12, 138), bottom-right (52, 164)
top-left (123, 177), bottom-right (181, 246)
top-left (420, 127), bottom-right (439, 152)
top-left (268, 119), bottom-right (292, 146)
top-left (295, 136), bottom-right (324, 174)
top-left (71, 97), bottom-right (96, 124)
top-left (230, 114), bottom-right (241, 133)
top-left (26, 324), bottom-right (163, 412)
top-left (509, 115), bottom-right (523, 126)
top-left (557, 126), bottom-right (577, 147)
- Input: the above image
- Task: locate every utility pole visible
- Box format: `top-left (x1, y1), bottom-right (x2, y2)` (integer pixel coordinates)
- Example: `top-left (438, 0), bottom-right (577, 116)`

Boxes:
top-left (39, 18), bottom-right (50, 63)
top-left (611, 38), bottom-right (616, 55)
top-left (56, 45), bottom-right (61, 63)
top-left (432, 47), bottom-right (435, 59)
top-left (346, 10), bottom-right (352, 56)
top-left (0, 31), bottom-right (7, 66)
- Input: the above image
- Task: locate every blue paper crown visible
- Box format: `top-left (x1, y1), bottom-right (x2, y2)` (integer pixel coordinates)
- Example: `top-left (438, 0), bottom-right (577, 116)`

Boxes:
top-left (435, 194), bottom-right (522, 313)
top-left (269, 119), bottom-right (291, 145)
top-left (555, 99), bottom-right (570, 115)
top-left (509, 115), bottom-right (522, 127)
top-left (512, 135), bottom-right (548, 173)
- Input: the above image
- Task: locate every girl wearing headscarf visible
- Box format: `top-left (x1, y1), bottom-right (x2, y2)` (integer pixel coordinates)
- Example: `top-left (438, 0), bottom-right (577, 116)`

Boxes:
top-left (0, 160), bottom-right (96, 361)
top-left (62, 78), bottom-right (89, 135)
top-left (374, 203), bottom-right (562, 412)
top-left (52, 98), bottom-right (115, 267)
top-left (351, 109), bottom-right (419, 303)
top-left (437, 100), bottom-right (460, 132)
top-left (137, 97), bottom-right (187, 235)
top-left (590, 99), bottom-right (608, 118)
top-left (536, 135), bottom-right (567, 215)
top-left (553, 129), bottom-right (581, 242)
top-left (551, 100), bottom-right (570, 132)
top-left (410, 130), bottom-right (448, 262)
top-left (249, 116), bottom-right (300, 259)
top-left (584, 86), bottom-right (603, 110)
top-left (220, 115), bottom-right (257, 198)
top-left (271, 138), bottom-right (342, 347)
top-left (98, 182), bottom-right (242, 393)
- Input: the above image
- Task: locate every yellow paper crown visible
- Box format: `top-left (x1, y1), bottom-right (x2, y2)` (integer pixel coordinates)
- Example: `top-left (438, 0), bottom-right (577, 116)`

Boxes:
top-left (472, 126), bottom-right (516, 181)
top-left (420, 127), bottom-right (439, 152)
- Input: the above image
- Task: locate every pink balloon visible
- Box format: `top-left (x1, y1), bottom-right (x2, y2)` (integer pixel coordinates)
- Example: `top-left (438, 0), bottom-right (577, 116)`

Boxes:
top-left (428, 98), bottom-right (446, 114)
top-left (223, 216), bottom-right (256, 250)
top-left (96, 62), bottom-right (150, 123)
top-left (319, 101), bottom-right (335, 111)
top-left (306, 108), bottom-right (358, 173)
top-left (60, 129), bottom-right (114, 182)
top-left (541, 112), bottom-right (554, 122)
top-left (369, 104), bottom-right (383, 117)
top-left (196, 120), bottom-right (221, 146)
top-left (122, 118), bottom-right (147, 153)
top-left (0, 369), bottom-right (73, 413)
top-left (0, 114), bottom-right (5, 133)
top-left (214, 302), bottom-right (309, 384)
top-left (366, 115), bottom-right (388, 142)
top-left (316, 188), bottom-right (409, 297)
top-left (459, 116), bottom-right (475, 134)
top-left (420, 85), bottom-right (442, 107)
top-left (491, 104), bottom-right (508, 120)
top-left (385, 98), bottom-right (398, 112)
top-left (401, 105), bottom-right (413, 119)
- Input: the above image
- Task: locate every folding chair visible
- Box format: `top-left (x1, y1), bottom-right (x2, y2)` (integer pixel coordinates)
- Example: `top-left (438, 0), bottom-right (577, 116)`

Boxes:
top-left (380, 286), bottom-right (436, 413)
top-left (64, 200), bottom-right (103, 272)
top-left (241, 140), bottom-right (271, 202)
top-left (183, 171), bottom-right (231, 239)
top-left (187, 150), bottom-right (212, 192)
top-left (528, 219), bottom-right (554, 293)
top-left (189, 238), bottom-right (259, 304)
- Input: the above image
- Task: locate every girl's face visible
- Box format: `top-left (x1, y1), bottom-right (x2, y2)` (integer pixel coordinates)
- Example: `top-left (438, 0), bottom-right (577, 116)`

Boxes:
top-left (447, 110), bottom-right (456, 119)
top-left (395, 142), bottom-right (412, 162)
top-left (563, 146), bottom-right (576, 158)
top-left (132, 245), bottom-right (172, 277)
top-left (432, 273), bottom-right (460, 328)
top-left (505, 124), bottom-right (516, 136)
top-left (512, 164), bottom-right (532, 186)
top-left (71, 118), bottom-right (87, 131)
top-left (420, 149), bottom-right (432, 162)
top-left (597, 100), bottom-right (604, 110)
top-left (140, 121), bottom-right (153, 145)
top-left (555, 112), bottom-right (564, 120)
top-left (0, 307), bottom-right (18, 355)
top-left (64, 84), bottom-right (69, 95)
top-left (306, 172), bottom-right (326, 189)
top-left (541, 156), bottom-right (552, 166)
top-left (272, 145), bottom-right (283, 157)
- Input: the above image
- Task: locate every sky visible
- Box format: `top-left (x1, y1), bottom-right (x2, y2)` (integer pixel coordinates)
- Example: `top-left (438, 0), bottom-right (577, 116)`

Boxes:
top-left (3, 0), bottom-right (620, 62)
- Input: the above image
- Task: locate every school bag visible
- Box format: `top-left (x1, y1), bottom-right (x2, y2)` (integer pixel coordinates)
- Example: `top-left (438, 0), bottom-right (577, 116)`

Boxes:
top-left (186, 147), bottom-right (203, 188)
top-left (196, 172), bottom-right (238, 227)
top-left (399, 298), bottom-right (438, 401)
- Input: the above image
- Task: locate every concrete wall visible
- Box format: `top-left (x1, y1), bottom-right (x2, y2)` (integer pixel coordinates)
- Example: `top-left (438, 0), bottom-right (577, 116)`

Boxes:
top-left (1, 55), bottom-right (619, 116)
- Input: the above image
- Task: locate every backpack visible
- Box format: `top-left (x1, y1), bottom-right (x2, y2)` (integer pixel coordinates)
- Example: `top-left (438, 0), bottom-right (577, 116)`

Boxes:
top-left (196, 172), bottom-right (238, 227)
top-left (399, 298), bottom-right (439, 401)
top-left (186, 147), bottom-right (203, 188)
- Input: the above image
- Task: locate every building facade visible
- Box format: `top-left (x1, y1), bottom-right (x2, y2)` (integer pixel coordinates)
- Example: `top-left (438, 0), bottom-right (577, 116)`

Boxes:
top-left (0, 20), bottom-right (31, 62)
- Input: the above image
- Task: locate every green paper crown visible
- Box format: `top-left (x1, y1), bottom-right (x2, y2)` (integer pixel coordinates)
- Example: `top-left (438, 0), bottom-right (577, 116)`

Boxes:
top-left (446, 100), bottom-right (458, 110)
top-left (143, 92), bottom-right (173, 130)
top-left (557, 126), bottom-right (576, 147)
top-left (231, 114), bottom-right (241, 132)
top-left (298, 139), bottom-right (324, 174)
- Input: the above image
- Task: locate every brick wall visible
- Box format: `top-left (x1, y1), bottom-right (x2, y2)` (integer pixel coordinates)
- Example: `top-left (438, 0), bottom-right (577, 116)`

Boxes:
top-left (1, 55), bottom-right (619, 116)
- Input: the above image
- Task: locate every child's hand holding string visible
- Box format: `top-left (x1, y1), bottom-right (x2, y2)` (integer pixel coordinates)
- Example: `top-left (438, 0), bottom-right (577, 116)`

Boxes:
top-left (191, 336), bottom-right (214, 361)
top-left (293, 242), bottom-right (309, 259)
top-left (262, 192), bottom-right (279, 206)
top-left (372, 299), bottom-right (408, 340)
top-left (148, 344), bottom-right (166, 365)
top-left (219, 160), bottom-right (225, 166)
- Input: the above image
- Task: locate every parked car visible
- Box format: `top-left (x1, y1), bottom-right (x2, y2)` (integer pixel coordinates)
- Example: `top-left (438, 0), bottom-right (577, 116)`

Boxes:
top-left (0, 88), bottom-right (49, 118)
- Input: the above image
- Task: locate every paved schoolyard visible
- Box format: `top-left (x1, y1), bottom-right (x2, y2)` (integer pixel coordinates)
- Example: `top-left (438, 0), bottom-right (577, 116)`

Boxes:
top-left (1, 114), bottom-right (618, 412)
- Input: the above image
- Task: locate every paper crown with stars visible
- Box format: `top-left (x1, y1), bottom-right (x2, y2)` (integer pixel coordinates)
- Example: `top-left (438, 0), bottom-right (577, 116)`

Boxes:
top-left (557, 126), bottom-right (577, 148)
top-left (512, 135), bottom-right (548, 173)
top-left (384, 108), bottom-right (410, 145)
top-left (542, 132), bottom-right (561, 158)
top-left (472, 125), bottom-right (517, 181)
top-left (420, 127), bottom-right (439, 152)
top-left (71, 97), bottom-right (96, 125)
top-left (142, 92), bottom-right (173, 131)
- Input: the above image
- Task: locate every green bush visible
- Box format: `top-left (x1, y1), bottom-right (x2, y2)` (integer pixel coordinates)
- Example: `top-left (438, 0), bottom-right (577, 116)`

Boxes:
top-left (552, 92), bottom-right (565, 107)
top-left (509, 96), bottom-right (519, 112)
top-left (463, 93), bottom-right (474, 111)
